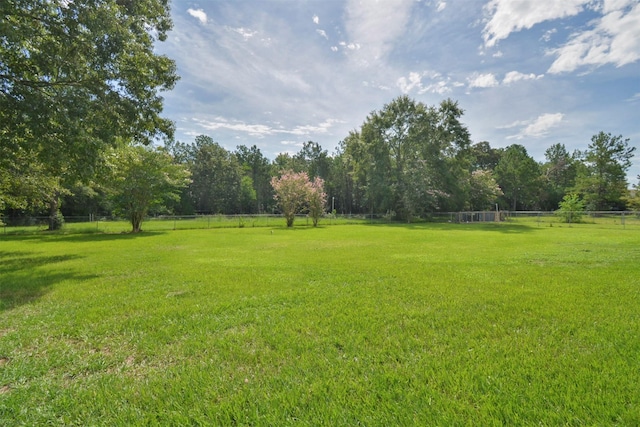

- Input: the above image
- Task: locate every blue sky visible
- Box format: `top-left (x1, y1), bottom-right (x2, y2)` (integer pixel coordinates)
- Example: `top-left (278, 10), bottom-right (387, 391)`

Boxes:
top-left (156, 0), bottom-right (640, 179)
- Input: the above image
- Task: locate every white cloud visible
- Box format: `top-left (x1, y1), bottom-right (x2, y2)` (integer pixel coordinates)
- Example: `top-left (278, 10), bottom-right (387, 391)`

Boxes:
top-left (339, 41), bottom-right (361, 50)
top-left (397, 72), bottom-right (423, 93)
top-left (187, 8), bottom-right (208, 25)
top-left (436, 1), bottom-right (447, 12)
top-left (194, 117), bottom-right (273, 138)
top-left (541, 28), bottom-right (557, 42)
top-left (313, 15), bottom-right (319, 25)
top-left (192, 117), bottom-right (342, 139)
top-left (492, 50), bottom-right (503, 58)
top-left (548, 2), bottom-right (640, 73)
top-left (503, 71), bottom-right (544, 85)
top-left (397, 71), bottom-right (452, 95)
top-left (468, 72), bottom-right (499, 88)
top-left (627, 92), bottom-right (640, 102)
top-left (426, 81), bottom-right (453, 95)
top-left (603, 0), bottom-right (635, 14)
top-left (362, 80), bottom-right (391, 91)
top-left (505, 113), bottom-right (564, 139)
top-left (289, 119), bottom-right (344, 136)
top-left (232, 27), bottom-right (258, 41)
top-left (482, 0), bottom-right (589, 47)
top-left (345, 0), bottom-right (413, 63)
top-left (316, 29), bottom-right (328, 39)
top-left (331, 46), bottom-right (339, 52)
top-left (496, 119), bottom-right (530, 130)
top-left (280, 140), bottom-right (302, 147)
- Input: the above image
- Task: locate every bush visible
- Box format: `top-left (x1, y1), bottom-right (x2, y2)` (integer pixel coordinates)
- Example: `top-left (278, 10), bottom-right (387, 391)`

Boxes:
top-left (48, 210), bottom-right (65, 230)
top-left (555, 194), bottom-right (585, 223)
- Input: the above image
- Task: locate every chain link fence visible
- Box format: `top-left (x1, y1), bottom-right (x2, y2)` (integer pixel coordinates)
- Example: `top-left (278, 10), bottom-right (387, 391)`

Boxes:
top-left (2, 211), bottom-right (640, 234)
top-left (430, 210), bottom-right (640, 229)
top-left (0, 213), bottom-right (385, 234)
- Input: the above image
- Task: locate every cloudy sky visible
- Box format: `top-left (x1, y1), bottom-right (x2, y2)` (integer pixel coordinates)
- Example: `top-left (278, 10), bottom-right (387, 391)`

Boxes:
top-left (156, 0), bottom-right (640, 178)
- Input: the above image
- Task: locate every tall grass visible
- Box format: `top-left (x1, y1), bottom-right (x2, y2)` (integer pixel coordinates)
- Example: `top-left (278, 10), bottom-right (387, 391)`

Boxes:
top-left (1, 223), bottom-right (639, 425)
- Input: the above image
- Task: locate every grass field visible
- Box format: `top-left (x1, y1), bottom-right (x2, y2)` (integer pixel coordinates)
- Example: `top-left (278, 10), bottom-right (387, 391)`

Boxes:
top-left (0, 214), bottom-right (374, 235)
top-left (1, 222), bottom-right (639, 425)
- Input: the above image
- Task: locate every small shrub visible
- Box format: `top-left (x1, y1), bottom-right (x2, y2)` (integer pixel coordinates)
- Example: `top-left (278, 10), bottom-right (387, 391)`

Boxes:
top-left (48, 211), bottom-right (65, 230)
top-left (555, 194), bottom-right (585, 223)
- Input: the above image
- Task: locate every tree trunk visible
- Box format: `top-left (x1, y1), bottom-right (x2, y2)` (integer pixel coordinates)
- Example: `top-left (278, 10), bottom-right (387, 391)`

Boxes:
top-left (48, 192), bottom-right (63, 231)
top-left (131, 211), bottom-right (143, 233)
top-left (286, 215), bottom-right (294, 227)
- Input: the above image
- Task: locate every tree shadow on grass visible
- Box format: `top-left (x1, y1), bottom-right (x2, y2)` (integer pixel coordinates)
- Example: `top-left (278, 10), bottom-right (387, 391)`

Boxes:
top-left (0, 230), bottom-right (166, 244)
top-left (48, 230), bottom-right (167, 243)
top-left (366, 221), bottom-right (535, 233)
top-left (0, 251), bottom-right (96, 312)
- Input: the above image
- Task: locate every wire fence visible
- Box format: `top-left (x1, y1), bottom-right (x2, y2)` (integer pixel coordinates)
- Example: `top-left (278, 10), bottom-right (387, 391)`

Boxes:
top-left (430, 210), bottom-right (640, 229)
top-left (2, 211), bottom-right (640, 235)
top-left (0, 213), bottom-right (382, 234)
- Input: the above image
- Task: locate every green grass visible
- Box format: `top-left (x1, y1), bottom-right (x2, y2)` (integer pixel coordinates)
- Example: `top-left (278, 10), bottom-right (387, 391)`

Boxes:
top-left (1, 223), bottom-right (639, 425)
top-left (0, 214), bottom-right (377, 235)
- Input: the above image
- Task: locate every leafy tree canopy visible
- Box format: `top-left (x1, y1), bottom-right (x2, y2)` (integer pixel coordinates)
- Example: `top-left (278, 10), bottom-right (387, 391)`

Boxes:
top-left (353, 96), bottom-right (472, 220)
top-left (494, 144), bottom-right (541, 210)
top-left (0, 0), bottom-right (178, 180)
top-left (107, 145), bottom-right (189, 233)
top-left (574, 132), bottom-right (635, 210)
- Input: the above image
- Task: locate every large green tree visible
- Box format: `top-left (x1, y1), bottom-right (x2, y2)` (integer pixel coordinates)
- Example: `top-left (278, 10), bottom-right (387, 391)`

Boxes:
top-left (573, 132), bottom-right (635, 211)
top-left (350, 96), bottom-right (472, 220)
top-left (470, 141), bottom-right (502, 171)
top-left (623, 176), bottom-right (640, 211)
top-left (294, 141), bottom-right (331, 180)
top-left (1, 0), bottom-right (178, 227)
top-left (494, 144), bottom-right (541, 210)
top-left (108, 145), bottom-right (189, 233)
top-left (540, 143), bottom-right (578, 210)
top-left (331, 132), bottom-right (366, 214)
top-left (235, 145), bottom-right (273, 213)
top-left (188, 136), bottom-right (243, 214)
top-left (468, 169), bottom-right (503, 211)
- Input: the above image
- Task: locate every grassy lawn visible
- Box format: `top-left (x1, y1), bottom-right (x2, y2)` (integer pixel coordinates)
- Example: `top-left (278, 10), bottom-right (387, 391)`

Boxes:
top-left (0, 214), bottom-right (375, 235)
top-left (1, 223), bottom-right (639, 425)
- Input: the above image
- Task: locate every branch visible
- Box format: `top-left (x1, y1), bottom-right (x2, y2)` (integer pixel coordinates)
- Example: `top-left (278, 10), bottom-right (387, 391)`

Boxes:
top-left (0, 74), bottom-right (86, 88)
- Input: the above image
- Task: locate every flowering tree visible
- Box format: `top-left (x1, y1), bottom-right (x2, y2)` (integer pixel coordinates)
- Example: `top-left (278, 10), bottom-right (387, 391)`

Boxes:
top-left (271, 171), bottom-right (312, 227)
top-left (308, 177), bottom-right (327, 227)
top-left (271, 171), bottom-right (327, 227)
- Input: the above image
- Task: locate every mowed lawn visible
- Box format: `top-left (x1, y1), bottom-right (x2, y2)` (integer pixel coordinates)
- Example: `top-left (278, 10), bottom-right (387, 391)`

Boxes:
top-left (1, 223), bottom-right (639, 425)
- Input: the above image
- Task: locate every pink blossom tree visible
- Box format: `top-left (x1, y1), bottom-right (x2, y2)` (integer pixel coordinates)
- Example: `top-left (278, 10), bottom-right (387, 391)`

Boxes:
top-left (271, 171), bottom-right (327, 227)
top-left (308, 176), bottom-right (327, 227)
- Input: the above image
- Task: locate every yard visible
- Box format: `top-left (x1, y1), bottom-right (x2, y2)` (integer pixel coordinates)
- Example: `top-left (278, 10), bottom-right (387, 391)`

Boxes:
top-left (1, 223), bottom-right (639, 425)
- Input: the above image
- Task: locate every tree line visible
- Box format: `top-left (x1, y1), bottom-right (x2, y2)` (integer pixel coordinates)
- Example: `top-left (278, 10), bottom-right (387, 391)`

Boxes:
top-left (3, 95), bottom-right (637, 229)
top-left (1, 2), bottom-right (636, 231)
